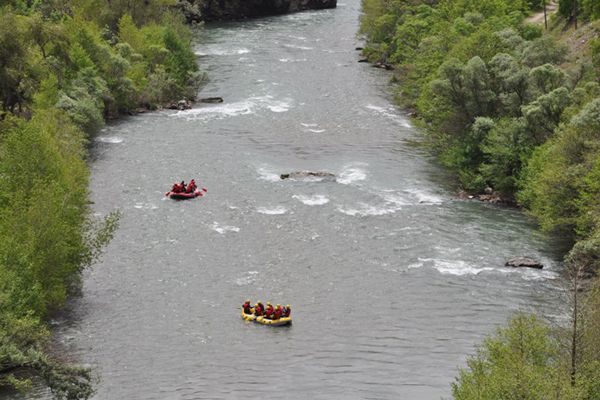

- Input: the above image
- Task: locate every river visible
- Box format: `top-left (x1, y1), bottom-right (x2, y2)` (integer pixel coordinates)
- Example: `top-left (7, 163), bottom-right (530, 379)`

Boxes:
top-left (28, 1), bottom-right (564, 399)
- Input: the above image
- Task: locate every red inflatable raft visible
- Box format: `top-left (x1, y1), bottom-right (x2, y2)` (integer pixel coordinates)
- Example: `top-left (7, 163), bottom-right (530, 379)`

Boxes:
top-left (165, 189), bottom-right (204, 200)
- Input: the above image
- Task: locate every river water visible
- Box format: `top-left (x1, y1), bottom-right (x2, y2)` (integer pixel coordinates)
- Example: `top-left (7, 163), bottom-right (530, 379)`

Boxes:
top-left (27, 2), bottom-right (565, 399)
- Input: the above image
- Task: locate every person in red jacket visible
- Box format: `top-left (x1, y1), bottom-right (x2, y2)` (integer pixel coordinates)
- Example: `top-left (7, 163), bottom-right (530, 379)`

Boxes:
top-left (282, 305), bottom-right (291, 318)
top-left (264, 302), bottom-right (274, 318)
top-left (273, 304), bottom-right (283, 320)
top-left (254, 301), bottom-right (264, 316)
top-left (242, 300), bottom-right (252, 314)
top-left (186, 179), bottom-right (196, 193)
top-left (171, 181), bottom-right (185, 193)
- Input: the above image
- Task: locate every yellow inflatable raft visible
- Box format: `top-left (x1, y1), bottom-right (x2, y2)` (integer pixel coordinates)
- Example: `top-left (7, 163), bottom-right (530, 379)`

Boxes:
top-left (241, 309), bottom-right (291, 326)
top-left (241, 309), bottom-right (256, 321)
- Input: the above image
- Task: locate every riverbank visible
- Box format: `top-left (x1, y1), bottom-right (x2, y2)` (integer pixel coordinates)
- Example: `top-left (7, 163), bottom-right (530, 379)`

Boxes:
top-left (0, 2), bottom-right (201, 398)
top-left (359, 1), bottom-right (600, 397)
top-left (359, 0), bottom-right (600, 268)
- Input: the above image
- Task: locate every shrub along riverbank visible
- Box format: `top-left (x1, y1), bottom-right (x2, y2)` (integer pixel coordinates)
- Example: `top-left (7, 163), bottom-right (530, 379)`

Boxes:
top-left (0, 1), bottom-right (202, 398)
top-left (360, 0), bottom-right (600, 397)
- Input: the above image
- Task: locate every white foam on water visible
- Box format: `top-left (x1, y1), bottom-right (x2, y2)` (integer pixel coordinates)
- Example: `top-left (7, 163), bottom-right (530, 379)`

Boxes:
top-left (433, 246), bottom-right (461, 254)
top-left (257, 167), bottom-right (281, 182)
top-left (336, 202), bottom-right (401, 217)
top-left (405, 188), bottom-right (444, 205)
top-left (365, 104), bottom-right (411, 128)
top-left (337, 164), bottom-right (367, 185)
top-left (283, 44), bottom-right (314, 50)
top-left (133, 202), bottom-right (158, 210)
top-left (173, 95), bottom-right (292, 121)
top-left (195, 47), bottom-right (250, 56)
top-left (278, 58), bottom-right (307, 63)
top-left (235, 271), bottom-right (259, 286)
top-left (379, 192), bottom-right (411, 207)
top-left (211, 222), bottom-right (240, 234)
top-left (308, 129), bottom-right (326, 133)
top-left (420, 258), bottom-right (494, 276)
top-left (257, 206), bottom-right (287, 215)
top-left (268, 101), bottom-right (290, 113)
top-left (292, 194), bottom-right (330, 206)
top-left (174, 100), bottom-right (254, 121)
top-left (499, 266), bottom-right (559, 281)
top-left (407, 262), bottom-right (424, 269)
top-left (301, 123), bottom-right (318, 127)
top-left (96, 136), bottom-right (123, 144)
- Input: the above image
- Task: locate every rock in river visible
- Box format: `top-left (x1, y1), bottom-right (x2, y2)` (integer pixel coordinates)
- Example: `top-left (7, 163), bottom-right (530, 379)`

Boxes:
top-left (280, 171), bottom-right (336, 181)
top-left (200, 97), bottom-right (224, 103)
top-left (505, 257), bottom-right (544, 269)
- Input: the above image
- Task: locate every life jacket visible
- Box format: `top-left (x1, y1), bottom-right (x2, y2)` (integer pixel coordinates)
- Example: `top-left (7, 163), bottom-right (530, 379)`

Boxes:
top-left (186, 181), bottom-right (196, 193)
top-left (254, 304), bottom-right (263, 316)
top-left (265, 305), bottom-right (274, 316)
top-left (242, 302), bottom-right (252, 313)
top-left (282, 307), bottom-right (290, 318)
top-left (273, 307), bottom-right (282, 320)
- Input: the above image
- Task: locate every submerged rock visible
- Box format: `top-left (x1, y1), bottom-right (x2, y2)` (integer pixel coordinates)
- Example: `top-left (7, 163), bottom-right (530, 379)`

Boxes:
top-left (505, 257), bottom-right (544, 269)
top-left (280, 171), bottom-right (336, 181)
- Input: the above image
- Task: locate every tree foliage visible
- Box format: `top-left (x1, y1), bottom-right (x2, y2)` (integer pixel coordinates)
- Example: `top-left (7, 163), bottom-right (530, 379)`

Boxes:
top-left (0, 0), bottom-right (204, 397)
top-left (360, 3), bottom-right (600, 395)
top-left (361, 0), bottom-right (600, 256)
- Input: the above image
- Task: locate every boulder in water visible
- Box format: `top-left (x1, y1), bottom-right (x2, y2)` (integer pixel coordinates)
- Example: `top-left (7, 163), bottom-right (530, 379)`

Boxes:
top-left (200, 97), bottom-right (224, 103)
top-left (505, 257), bottom-right (544, 269)
top-left (280, 171), bottom-right (336, 181)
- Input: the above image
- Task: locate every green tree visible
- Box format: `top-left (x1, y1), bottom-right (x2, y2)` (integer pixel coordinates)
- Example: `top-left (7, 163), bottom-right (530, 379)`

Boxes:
top-left (522, 86), bottom-right (571, 143)
top-left (452, 314), bottom-right (563, 400)
top-left (480, 117), bottom-right (531, 194)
